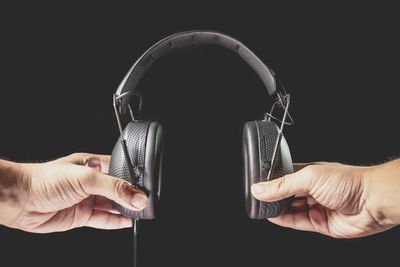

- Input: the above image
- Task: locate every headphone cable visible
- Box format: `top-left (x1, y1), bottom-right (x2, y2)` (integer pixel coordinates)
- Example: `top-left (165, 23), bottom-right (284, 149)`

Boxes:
top-left (132, 218), bottom-right (138, 267)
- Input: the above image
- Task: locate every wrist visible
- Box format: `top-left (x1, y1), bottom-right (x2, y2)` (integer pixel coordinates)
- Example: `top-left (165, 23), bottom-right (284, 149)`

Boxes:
top-left (0, 160), bottom-right (31, 228)
top-left (364, 160), bottom-right (400, 227)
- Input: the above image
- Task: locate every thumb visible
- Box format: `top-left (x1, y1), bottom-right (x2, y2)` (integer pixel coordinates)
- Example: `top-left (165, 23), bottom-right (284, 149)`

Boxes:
top-left (251, 166), bottom-right (314, 202)
top-left (82, 170), bottom-right (148, 211)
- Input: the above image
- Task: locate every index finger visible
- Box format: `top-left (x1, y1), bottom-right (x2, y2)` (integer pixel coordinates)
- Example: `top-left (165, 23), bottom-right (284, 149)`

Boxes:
top-left (62, 153), bottom-right (111, 173)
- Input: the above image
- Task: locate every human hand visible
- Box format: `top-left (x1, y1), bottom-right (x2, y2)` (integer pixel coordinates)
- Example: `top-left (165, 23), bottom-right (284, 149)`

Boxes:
top-left (251, 161), bottom-right (400, 238)
top-left (0, 153), bottom-right (147, 233)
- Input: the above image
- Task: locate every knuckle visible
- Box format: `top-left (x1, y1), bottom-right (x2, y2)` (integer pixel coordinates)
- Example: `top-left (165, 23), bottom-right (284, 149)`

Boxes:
top-left (276, 176), bottom-right (288, 193)
top-left (82, 166), bottom-right (96, 179)
top-left (68, 152), bottom-right (92, 163)
top-left (302, 165), bottom-right (316, 175)
top-left (301, 165), bottom-right (319, 192)
top-left (112, 179), bottom-right (130, 196)
top-left (80, 167), bottom-right (97, 188)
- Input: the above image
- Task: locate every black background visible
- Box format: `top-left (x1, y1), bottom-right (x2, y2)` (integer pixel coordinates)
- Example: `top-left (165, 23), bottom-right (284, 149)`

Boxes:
top-left (1, 1), bottom-right (399, 266)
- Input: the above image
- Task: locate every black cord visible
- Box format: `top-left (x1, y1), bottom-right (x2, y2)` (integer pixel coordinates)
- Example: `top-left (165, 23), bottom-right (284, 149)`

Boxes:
top-left (133, 219), bottom-right (138, 267)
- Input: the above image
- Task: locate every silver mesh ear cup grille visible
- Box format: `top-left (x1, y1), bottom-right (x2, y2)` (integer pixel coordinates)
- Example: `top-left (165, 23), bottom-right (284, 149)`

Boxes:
top-left (256, 121), bottom-right (293, 180)
top-left (108, 121), bottom-right (150, 219)
top-left (256, 120), bottom-right (293, 218)
top-left (243, 120), bottom-right (293, 219)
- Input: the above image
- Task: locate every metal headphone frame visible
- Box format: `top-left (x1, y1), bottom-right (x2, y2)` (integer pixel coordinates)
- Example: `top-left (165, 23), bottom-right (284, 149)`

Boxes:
top-left (113, 86), bottom-right (293, 183)
top-left (111, 34), bottom-right (294, 267)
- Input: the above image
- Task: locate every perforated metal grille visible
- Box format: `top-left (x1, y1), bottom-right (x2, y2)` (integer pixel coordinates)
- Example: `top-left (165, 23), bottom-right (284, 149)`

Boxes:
top-left (108, 121), bottom-right (150, 219)
top-left (256, 120), bottom-right (293, 218)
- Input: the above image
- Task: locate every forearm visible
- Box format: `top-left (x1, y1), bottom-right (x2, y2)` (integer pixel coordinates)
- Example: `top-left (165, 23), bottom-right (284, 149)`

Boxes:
top-left (0, 159), bottom-right (29, 227)
top-left (364, 159), bottom-right (400, 227)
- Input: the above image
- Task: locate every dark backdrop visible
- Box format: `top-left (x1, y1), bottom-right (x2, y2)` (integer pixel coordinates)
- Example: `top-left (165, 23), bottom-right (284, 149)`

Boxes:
top-left (1, 2), bottom-right (399, 266)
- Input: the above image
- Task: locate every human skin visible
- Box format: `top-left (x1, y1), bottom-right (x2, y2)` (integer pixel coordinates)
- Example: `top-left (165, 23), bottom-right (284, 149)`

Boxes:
top-left (251, 160), bottom-right (400, 238)
top-left (2, 153), bottom-right (399, 238)
top-left (0, 153), bottom-right (147, 233)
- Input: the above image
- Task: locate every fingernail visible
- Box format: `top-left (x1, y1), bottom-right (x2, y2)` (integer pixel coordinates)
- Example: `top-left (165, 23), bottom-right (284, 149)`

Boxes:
top-left (87, 158), bottom-right (101, 171)
top-left (251, 183), bottom-right (266, 195)
top-left (131, 193), bottom-right (148, 210)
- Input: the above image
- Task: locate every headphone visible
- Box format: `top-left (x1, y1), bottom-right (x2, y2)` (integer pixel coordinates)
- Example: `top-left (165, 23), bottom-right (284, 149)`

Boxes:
top-left (108, 30), bottom-right (294, 221)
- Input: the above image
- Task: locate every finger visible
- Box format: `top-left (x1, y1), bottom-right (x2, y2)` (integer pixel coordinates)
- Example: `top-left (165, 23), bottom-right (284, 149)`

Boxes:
top-left (293, 163), bottom-right (312, 172)
top-left (308, 204), bottom-right (331, 235)
top-left (251, 167), bottom-right (315, 202)
top-left (269, 204), bottom-right (332, 236)
top-left (63, 153), bottom-right (111, 173)
top-left (93, 155), bottom-right (111, 174)
top-left (290, 198), bottom-right (309, 212)
top-left (93, 196), bottom-right (121, 214)
top-left (85, 210), bottom-right (132, 229)
top-left (82, 171), bottom-right (148, 211)
top-left (293, 162), bottom-right (335, 172)
top-left (307, 196), bottom-right (318, 207)
top-left (268, 211), bottom-right (317, 233)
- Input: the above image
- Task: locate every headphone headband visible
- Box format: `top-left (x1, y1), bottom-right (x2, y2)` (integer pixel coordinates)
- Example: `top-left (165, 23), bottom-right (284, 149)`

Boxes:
top-left (115, 30), bottom-right (279, 114)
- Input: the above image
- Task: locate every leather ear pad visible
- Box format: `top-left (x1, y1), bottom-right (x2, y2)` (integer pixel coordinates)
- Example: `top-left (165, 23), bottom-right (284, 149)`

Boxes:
top-left (243, 120), bottom-right (293, 219)
top-left (108, 121), bottom-right (163, 219)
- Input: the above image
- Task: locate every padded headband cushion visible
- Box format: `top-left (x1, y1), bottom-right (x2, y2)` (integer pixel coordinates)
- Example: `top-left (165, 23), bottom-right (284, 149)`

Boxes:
top-left (243, 120), bottom-right (293, 219)
top-left (108, 121), bottom-right (163, 219)
top-left (115, 31), bottom-right (277, 114)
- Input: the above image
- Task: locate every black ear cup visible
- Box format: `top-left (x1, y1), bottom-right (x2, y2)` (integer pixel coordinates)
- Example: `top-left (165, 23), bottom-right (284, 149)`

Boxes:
top-left (108, 121), bottom-right (163, 219)
top-left (243, 120), bottom-right (293, 219)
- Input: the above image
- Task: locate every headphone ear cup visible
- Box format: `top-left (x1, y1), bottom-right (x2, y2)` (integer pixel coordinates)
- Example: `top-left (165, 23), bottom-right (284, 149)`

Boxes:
top-left (243, 120), bottom-right (293, 219)
top-left (108, 121), bottom-right (163, 220)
